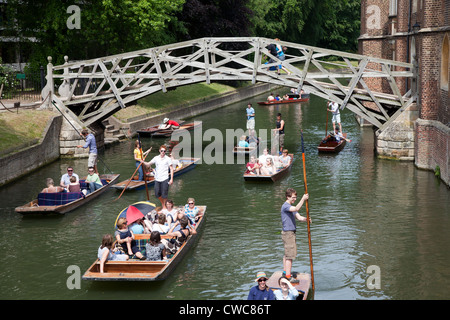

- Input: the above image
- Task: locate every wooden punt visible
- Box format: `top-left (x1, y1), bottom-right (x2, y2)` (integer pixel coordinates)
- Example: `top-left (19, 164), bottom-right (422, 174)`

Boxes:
top-left (243, 154), bottom-right (293, 182)
top-left (257, 94), bottom-right (310, 105)
top-left (317, 133), bottom-right (347, 153)
top-left (266, 271), bottom-right (311, 300)
top-left (111, 157), bottom-right (200, 191)
top-left (82, 205), bottom-right (206, 281)
top-left (15, 174), bottom-right (120, 215)
top-left (137, 122), bottom-right (201, 138)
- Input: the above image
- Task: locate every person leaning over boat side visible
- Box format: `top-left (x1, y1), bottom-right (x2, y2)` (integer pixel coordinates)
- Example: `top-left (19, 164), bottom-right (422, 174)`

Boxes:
top-left (145, 145), bottom-right (174, 210)
top-left (77, 129), bottom-right (98, 174)
top-left (247, 272), bottom-right (275, 300)
top-left (60, 166), bottom-right (79, 188)
top-left (98, 234), bottom-right (128, 273)
top-left (281, 188), bottom-right (310, 281)
top-left (134, 140), bottom-right (145, 181)
top-left (162, 118), bottom-right (180, 130)
top-left (275, 113), bottom-right (285, 155)
top-left (273, 276), bottom-right (299, 300)
top-left (41, 178), bottom-right (65, 193)
top-left (85, 167), bottom-right (103, 194)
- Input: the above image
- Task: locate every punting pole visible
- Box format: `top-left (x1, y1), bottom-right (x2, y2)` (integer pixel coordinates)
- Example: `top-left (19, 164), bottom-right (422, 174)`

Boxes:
top-left (300, 130), bottom-right (315, 293)
top-left (51, 100), bottom-right (113, 174)
top-left (114, 147), bottom-right (152, 202)
top-left (138, 134), bottom-right (150, 201)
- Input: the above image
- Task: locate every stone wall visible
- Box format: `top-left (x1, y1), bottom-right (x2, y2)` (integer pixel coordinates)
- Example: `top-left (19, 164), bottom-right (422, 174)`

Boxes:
top-left (0, 115), bottom-right (62, 186)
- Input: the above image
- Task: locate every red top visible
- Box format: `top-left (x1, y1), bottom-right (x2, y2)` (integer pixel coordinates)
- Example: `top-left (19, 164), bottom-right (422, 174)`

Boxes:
top-left (168, 120), bottom-right (180, 126)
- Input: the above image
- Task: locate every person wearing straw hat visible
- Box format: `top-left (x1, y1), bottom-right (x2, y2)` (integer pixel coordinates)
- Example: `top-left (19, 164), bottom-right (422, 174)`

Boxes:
top-left (247, 271), bottom-right (275, 300)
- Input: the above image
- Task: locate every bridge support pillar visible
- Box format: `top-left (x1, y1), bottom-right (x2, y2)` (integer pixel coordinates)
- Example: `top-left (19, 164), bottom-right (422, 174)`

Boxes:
top-left (375, 103), bottom-right (419, 161)
top-left (59, 119), bottom-right (104, 158)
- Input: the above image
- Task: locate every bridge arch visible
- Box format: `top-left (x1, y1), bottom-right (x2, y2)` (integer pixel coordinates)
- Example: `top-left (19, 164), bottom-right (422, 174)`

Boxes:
top-left (44, 37), bottom-right (416, 133)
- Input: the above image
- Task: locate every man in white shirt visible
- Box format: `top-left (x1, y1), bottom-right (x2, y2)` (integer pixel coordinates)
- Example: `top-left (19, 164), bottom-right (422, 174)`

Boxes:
top-left (60, 166), bottom-right (79, 188)
top-left (146, 146), bottom-right (173, 210)
top-left (327, 101), bottom-right (342, 133)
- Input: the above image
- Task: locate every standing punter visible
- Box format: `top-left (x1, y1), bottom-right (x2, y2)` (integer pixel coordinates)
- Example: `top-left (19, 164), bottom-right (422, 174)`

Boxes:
top-left (281, 188), bottom-right (309, 281)
top-left (145, 145), bottom-right (173, 210)
top-left (77, 129), bottom-right (98, 174)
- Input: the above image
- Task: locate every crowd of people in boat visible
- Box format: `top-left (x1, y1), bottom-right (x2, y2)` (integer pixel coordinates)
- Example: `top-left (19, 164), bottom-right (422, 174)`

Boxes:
top-left (267, 88), bottom-right (305, 102)
top-left (40, 166), bottom-right (104, 196)
top-left (245, 148), bottom-right (292, 176)
top-left (97, 198), bottom-right (204, 272)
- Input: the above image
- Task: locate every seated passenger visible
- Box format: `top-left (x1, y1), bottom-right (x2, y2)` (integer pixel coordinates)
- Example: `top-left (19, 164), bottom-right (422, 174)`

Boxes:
top-left (129, 217), bottom-right (152, 234)
top-left (183, 198), bottom-right (203, 226)
top-left (152, 214), bottom-right (169, 234)
top-left (60, 166), bottom-right (79, 188)
top-left (267, 93), bottom-right (275, 101)
top-left (145, 231), bottom-right (167, 261)
top-left (41, 178), bottom-right (65, 193)
top-left (98, 234), bottom-right (128, 273)
top-left (279, 149), bottom-right (292, 167)
top-left (258, 148), bottom-right (273, 165)
top-left (115, 217), bottom-right (144, 259)
top-left (160, 199), bottom-right (178, 225)
top-left (67, 175), bottom-right (81, 193)
top-left (238, 135), bottom-right (249, 148)
top-left (163, 216), bottom-right (197, 254)
top-left (85, 166), bottom-right (102, 194)
top-left (246, 156), bottom-right (261, 175)
top-left (261, 158), bottom-right (276, 175)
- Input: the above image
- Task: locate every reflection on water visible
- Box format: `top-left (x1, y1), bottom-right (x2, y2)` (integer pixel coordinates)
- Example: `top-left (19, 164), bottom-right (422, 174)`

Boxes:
top-left (1, 93), bottom-right (449, 300)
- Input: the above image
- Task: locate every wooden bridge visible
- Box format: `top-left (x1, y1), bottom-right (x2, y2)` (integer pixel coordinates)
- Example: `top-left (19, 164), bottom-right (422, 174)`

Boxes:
top-left (44, 37), bottom-right (416, 133)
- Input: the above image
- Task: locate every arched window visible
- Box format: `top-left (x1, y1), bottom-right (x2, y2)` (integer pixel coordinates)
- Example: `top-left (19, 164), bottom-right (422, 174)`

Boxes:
top-left (441, 34), bottom-right (449, 90)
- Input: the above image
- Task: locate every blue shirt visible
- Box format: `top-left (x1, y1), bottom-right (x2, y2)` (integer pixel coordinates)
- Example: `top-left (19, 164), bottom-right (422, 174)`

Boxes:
top-left (281, 201), bottom-right (296, 232)
top-left (83, 133), bottom-right (97, 154)
top-left (246, 107), bottom-right (255, 120)
top-left (247, 285), bottom-right (275, 300)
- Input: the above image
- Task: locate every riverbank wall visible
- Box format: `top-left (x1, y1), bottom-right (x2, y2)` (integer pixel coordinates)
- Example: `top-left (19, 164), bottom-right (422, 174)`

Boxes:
top-left (0, 115), bottom-right (62, 186)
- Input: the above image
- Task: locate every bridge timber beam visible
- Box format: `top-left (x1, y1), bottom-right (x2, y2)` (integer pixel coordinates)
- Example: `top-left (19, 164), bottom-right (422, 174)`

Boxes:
top-left (45, 37), bottom-right (416, 132)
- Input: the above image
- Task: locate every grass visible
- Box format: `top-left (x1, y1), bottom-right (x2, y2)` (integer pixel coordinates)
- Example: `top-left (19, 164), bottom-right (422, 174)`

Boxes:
top-left (114, 82), bottom-right (241, 121)
top-left (0, 110), bottom-right (56, 154)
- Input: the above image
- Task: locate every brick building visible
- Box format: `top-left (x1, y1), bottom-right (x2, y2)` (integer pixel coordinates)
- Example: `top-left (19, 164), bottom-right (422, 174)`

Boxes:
top-left (359, 0), bottom-right (450, 186)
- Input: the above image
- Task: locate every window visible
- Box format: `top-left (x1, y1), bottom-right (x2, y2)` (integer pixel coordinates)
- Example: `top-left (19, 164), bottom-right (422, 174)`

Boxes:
top-left (389, 0), bottom-right (398, 17)
top-left (441, 34), bottom-right (449, 90)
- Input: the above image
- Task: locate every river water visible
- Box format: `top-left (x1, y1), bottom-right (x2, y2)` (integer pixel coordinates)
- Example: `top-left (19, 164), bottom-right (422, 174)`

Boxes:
top-left (1, 93), bottom-right (449, 300)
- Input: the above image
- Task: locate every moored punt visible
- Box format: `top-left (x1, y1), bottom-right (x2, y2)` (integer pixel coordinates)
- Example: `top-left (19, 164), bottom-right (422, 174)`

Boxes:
top-left (257, 94), bottom-right (310, 105)
top-left (266, 271), bottom-right (311, 300)
top-left (82, 204), bottom-right (206, 281)
top-left (15, 174), bottom-right (120, 215)
top-left (317, 133), bottom-right (347, 153)
top-left (111, 157), bottom-right (200, 191)
top-left (243, 154), bottom-right (293, 182)
top-left (137, 122), bottom-right (201, 138)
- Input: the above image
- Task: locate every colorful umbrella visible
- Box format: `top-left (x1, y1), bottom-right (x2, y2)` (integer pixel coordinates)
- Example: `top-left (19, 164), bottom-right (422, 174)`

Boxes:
top-left (114, 201), bottom-right (156, 227)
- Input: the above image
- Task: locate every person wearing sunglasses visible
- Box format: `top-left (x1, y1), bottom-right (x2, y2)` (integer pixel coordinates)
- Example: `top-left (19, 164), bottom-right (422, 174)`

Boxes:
top-left (60, 166), bottom-right (79, 188)
top-left (247, 271), bottom-right (275, 300)
top-left (183, 198), bottom-right (203, 226)
top-left (145, 146), bottom-right (173, 210)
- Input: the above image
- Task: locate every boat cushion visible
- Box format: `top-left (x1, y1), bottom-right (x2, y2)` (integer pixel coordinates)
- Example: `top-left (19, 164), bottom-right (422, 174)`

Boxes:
top-left (37, 191), bottom-right (85, 206)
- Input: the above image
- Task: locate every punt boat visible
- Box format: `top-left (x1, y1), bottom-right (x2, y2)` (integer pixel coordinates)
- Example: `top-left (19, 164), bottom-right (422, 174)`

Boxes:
top-left (243, 154), bottom-right (293, 182)
top-left (82, 202), bottom-right (206, 281)
top-left (15, 174), bottom-right (120, 215)
top-left (317, 133), bottom-right (347, 153)
top-left (137, 122), bottom-right (201, 138)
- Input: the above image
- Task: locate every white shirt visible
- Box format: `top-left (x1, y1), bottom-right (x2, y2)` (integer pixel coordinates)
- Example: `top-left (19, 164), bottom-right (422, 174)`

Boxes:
top-left (329, 102), bottom-right (339, 115)
top-left (149, 155), bottom-right (173, 182)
